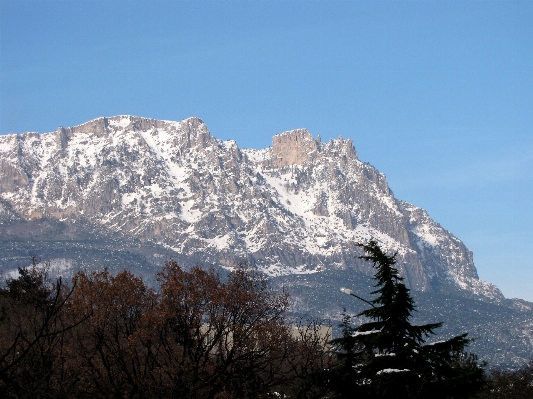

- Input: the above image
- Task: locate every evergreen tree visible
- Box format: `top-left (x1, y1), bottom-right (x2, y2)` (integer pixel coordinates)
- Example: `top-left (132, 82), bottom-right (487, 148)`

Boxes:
top-left (327, 240), bottom-right (485, 399)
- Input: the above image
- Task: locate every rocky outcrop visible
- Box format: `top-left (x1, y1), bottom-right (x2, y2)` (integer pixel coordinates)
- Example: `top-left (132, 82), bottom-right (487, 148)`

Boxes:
top-left (271, 129), bottom-right (318, 168)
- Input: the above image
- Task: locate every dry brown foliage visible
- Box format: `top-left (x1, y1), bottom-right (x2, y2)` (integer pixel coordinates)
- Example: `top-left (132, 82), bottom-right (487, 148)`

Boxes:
top-left (1, 261), bottom-right (333, 399)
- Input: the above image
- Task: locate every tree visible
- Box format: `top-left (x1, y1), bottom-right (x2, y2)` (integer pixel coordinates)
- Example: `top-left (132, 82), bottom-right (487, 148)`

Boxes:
top-left (64, 268), bottom-right (156, 399)
top-left (153, 261), bottom-right (298, 398)
top-left (0, 259), bottom-right (87, 398)
top-left (327, 240), bottom-right (485, 399)
top-left (62, 261), bottom-right (331, 399)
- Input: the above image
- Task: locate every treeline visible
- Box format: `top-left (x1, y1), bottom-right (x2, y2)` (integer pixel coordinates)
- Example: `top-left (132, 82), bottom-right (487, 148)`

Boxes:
top-left (1, 244), bottom-right (532, 398)
top-left (1, 260), bottom-right (332, 398)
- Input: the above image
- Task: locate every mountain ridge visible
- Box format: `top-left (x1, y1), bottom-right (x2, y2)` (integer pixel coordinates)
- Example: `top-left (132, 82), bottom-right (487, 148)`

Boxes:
top-left (0, 115), bottom-right (501, 299)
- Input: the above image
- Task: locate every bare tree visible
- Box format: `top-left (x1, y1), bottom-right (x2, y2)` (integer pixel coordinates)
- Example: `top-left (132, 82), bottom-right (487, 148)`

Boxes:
top-left (0, 260), bottom-right (88, 398)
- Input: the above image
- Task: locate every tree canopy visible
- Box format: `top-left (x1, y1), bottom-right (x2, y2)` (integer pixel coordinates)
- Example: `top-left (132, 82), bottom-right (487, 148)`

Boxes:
top-left (0, 243), bottom-right (490, 398)
top-left (1, 261), bottom-right (332, 398)
top-left (326, 240), bottom-right (485, 399)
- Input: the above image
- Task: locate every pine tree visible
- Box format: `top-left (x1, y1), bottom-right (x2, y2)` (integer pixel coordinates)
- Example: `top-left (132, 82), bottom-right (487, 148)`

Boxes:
top-left (327, 240), bottom-right (485, 399)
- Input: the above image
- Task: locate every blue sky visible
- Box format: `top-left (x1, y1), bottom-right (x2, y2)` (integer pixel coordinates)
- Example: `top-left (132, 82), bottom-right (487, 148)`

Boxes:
top-left (1, 1), bottom-right (532, 300)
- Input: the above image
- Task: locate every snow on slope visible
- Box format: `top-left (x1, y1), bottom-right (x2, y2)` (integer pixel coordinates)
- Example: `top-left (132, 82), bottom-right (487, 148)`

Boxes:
top-left (0, 115), bottom-right (503, 299)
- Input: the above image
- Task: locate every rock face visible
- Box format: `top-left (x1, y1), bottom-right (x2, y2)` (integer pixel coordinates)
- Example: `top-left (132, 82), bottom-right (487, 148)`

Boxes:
top-left (0, 115), bottom-right (502, 299)
top-left (271, 129), bottom-right (319, 168)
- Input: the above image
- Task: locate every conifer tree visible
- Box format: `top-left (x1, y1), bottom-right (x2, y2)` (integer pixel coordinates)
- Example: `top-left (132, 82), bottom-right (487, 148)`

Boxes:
top-left (327, 240), bottom-right (485, 399)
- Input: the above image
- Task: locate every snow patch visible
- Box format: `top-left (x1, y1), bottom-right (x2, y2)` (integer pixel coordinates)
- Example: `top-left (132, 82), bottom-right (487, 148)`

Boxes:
top-left (376, 369), bottom-right (410, 375)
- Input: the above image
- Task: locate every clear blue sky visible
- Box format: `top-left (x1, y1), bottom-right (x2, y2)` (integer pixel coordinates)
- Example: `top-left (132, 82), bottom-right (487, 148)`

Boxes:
top-left (1, 1), bottom-right (532, 300)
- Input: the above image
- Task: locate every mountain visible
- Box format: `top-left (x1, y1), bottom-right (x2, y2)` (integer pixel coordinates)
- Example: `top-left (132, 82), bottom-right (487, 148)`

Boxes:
top-left (1, 115), bottom-right (531, 367)
top-left (0, 115), bottom-right (499, 295)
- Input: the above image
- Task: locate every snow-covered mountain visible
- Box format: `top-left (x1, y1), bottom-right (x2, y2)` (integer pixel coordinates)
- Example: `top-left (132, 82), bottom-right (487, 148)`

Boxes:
top-left (0, 115), bottom-right (501, 299)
